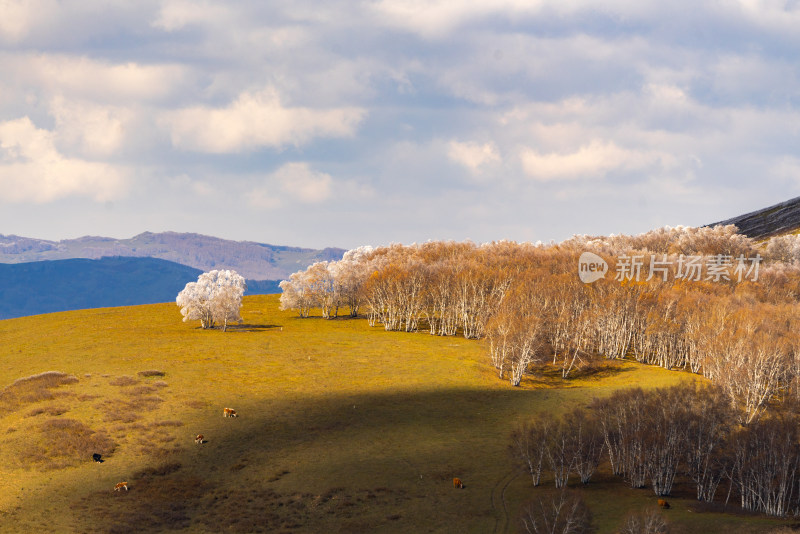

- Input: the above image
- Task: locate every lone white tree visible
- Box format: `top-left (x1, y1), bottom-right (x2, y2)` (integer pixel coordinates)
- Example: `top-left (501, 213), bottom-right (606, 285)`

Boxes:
top-left (176, 270), bottom-right (247, 331)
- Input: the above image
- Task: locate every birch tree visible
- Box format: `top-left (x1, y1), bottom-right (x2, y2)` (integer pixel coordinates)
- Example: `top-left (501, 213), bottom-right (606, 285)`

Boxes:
top-left (279, 270), bottom-right (314, 318)
top-left (684, 385), bottom-right (732, 502)
top-left (730, 415), bottom-right (800, 516)
top-left (509, 417), bottom-right (553, 487)
top-left (176, 269), bottom-right (246, 331)
top-left (518, 490), bottom-right (592, 534)
top-left (565, 408), bottom-right (604, 485)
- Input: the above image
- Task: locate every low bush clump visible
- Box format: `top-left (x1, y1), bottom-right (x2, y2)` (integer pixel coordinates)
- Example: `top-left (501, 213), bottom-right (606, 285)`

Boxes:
top-left (100, 395), bottom-right (164, 423)
top-left (27, 405), bottom-right (69, 417)
top-left (14, 418), bottom-right (117, 470)
top-left (109, 376), bottom-right (139, 387)
top-left (0, 371), bottom-right (78, 412)
top-left (138, 370), bottom-right (166, 378)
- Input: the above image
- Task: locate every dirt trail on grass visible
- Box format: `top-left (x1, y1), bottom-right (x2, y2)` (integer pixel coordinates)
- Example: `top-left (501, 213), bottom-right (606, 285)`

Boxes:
top-left (491, 470), bottom-right (517, 534)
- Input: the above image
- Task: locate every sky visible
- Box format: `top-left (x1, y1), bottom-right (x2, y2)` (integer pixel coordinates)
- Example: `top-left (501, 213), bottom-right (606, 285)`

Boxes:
top-left (1, 0), bottom-right (799, 250)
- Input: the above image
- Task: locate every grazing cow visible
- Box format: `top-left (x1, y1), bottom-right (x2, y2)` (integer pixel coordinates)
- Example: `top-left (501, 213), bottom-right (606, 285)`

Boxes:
top-left (658, 499), bottom-right (670, 509)
top-left (114, 482), bottom-right (128, 492)
top-left (195, 434), bottom-right (204, 445)
top-left (453, 478), bottom-right (463, 489)
top-left (223, 407), bottom-right (238, 418)
top-left (92, 453), bottom-right (103, 463)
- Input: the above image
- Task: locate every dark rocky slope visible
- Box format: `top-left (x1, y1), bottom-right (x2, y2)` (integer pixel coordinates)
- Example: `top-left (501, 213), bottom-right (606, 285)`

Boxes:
top-left (708, 195), bottom-right (800, 239)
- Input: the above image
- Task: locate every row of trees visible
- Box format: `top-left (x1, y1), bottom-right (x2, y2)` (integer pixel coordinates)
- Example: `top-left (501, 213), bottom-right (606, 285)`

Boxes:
top-left (279, 226), bottom-right (800, 420)
top-left (488, 268), bottom-right (800, 421)
top-left (518, 490), bottom-right (669, 534)
top-left (280, 226), bottom-right (769, 342)
top-left (509, 406), bottom-right (603, 490)
top-left (280, 241), bottom-right (520, 336)
top-left (511, 385), bottom-right (800, 517)
top-left (764, 233), bottom-right (800, 265)
top-left (278, 246), bottom-right (373, 319)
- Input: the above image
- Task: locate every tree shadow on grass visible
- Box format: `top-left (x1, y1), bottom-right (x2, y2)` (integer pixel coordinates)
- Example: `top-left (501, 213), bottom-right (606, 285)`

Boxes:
top-left (286, 315), bottom-right (362, 322)
top-left (188, 323), bottom-right (282, 333)
top-left (565, 361), bottom-right (637, 381)
top-left (30, 382), bottom-right (691, 533)
top-left (56, 386), bottom-right (549, 533)
top-left (522, 361), bottom-right (634, 388)
top-left (226, 323), bottom-right (282, 333)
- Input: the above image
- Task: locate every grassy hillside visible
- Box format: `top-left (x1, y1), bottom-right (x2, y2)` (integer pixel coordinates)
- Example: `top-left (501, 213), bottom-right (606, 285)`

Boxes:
top-left (0, 296), bottom-right (790, 533)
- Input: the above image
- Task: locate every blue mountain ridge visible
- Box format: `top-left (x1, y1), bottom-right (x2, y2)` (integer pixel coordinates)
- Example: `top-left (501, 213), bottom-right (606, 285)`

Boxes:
top-left (0, 257), bottom-right (280, 320)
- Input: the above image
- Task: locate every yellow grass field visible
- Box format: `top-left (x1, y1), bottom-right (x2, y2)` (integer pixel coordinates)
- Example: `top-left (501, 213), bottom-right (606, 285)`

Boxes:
top-left (0, 295), bottom-right (791, 533)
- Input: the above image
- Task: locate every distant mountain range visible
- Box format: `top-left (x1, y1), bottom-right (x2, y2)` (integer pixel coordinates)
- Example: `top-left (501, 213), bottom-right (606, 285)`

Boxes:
top-left (0, 232), bottom-right (346, 320)
top-left (0, 232), bottom-right (345, 280)
top-left (709, 195), bottom-right (800, 239)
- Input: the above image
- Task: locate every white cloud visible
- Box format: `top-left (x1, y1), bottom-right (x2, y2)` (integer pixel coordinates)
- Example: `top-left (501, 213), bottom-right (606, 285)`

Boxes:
top-left (50, 97), bottom-right (133, 157)
top-left (771, 156), bottom-right (800, 185)
top-left (0, 117), bottom-right (127, 203)
top-left (0, 1), bottom-right (157, 49)
top-left (371, 0), bottom-right (544, 38)
top-left (520, 140), bottom-right (668, 181)
top-left (163, 88), bottom-right (366, 153)
top-left (0, 0), bottom-right (57, 43)
top-left (167, 174), bottom-right (217, 198)
top-left (1, 53), bottom-right (188, 104)
top-left (248, 188), bottom-right (281, 210)
top-left (735, 0), bottom-right (800, 33)
top-left (249, 162), bottom-right (334, 209)
top-left (276, 162), bottom-right (333, 203)
top-left (447, 140), bottom-right (500, 171)
top-left (190, 180), bottom-right (216, 197)
top-left (369, 0), bottom-right (688, 39)
top-left (151, 0), bottom-right (234, 31)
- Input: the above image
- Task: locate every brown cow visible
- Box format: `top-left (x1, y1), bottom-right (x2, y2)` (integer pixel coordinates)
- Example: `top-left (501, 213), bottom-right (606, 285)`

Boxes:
top-left (223, 407), bottom-right (238, 418)
top-left (195, 434), bottom-right (204, 444)
top-left (657, 499), bottom-right (670, 509)
top-left (453, 478), bottom-right (463, 489)
top-left (114, 482), bottom-right (128, 492)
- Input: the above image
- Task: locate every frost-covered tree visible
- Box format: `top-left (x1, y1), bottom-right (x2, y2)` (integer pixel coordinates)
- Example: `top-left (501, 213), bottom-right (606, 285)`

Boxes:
top-left (176, 270), bottom-right (246, 331)
top-left (279, 270), bottom-right (314, 318)
top-left (279, 247), bottom-right (375, 319)
top-left (176, 280), bottom-right (213, 328)
top-left (336, 245), bottom-right (374, 317)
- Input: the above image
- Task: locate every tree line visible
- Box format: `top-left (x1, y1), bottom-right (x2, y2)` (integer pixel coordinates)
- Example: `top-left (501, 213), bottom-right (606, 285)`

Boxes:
top-left (278, 225), bottom-right (800, 418)
top-left (511, 384), bottom-right (800, 517)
